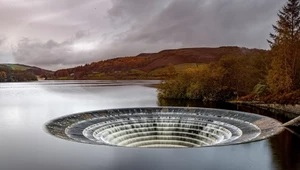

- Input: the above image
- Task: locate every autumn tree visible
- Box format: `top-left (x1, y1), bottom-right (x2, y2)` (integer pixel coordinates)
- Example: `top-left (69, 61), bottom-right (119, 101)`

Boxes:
top-left (55, 70), bottom-right (69, 77)
top-left (0, 71), bottom-right (7, 82)
top-left (167, 64), bottom-right (177, 78)
top-left (158, 51), bottom-right (269, 101)
top-left (267, 0), bottom-right (300, 93)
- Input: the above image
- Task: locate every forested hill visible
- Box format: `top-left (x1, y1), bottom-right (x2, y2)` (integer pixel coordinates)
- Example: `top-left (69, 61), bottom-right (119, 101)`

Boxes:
top-left (54, 46), bottom-right (265, 80)
top-left (0, 64), bottom-right (53, 82)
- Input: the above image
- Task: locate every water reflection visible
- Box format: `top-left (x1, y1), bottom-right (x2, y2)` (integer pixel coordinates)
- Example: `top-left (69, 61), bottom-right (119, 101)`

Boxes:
top-left (0, 81), bottom-right (299, 170)
top-left (269, 130), bottom-right (300, 170)
top-left (159, 98), bottom-right (300, 170)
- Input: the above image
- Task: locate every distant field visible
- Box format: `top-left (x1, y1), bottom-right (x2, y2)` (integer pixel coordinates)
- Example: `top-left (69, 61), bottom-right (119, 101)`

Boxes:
top-left (149, 63), bottom-right (205, 75)
top-left (5, 64), bottom-right (31, 71)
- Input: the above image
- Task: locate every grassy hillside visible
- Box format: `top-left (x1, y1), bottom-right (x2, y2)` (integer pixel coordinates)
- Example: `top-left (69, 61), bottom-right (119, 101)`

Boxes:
top-left (0, 64), bottom-right (53, 82)
top-left (5, 64), bottom-right (31, 71)
top-left (54, 46), bottom-right (266, 80)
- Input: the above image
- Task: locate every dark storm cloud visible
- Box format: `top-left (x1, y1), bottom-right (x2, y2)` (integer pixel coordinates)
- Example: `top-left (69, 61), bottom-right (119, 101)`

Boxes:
top-left (109, 0), bottom-right (284, 48)
top-left (3, 0), bottom-right (286, 69)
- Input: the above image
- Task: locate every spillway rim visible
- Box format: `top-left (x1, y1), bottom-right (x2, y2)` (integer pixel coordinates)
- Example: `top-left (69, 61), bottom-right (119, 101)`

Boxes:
top-left (44, 107), bottom-right (284, 148)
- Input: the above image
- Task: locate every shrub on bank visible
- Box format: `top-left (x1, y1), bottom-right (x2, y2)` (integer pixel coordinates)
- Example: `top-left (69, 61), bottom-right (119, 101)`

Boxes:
top-left (158, 54), bottom-right (268, 102)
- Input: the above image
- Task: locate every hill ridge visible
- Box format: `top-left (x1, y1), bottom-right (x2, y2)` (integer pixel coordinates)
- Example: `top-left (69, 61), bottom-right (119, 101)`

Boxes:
top-left (53, 46), bottom-right (266, 80)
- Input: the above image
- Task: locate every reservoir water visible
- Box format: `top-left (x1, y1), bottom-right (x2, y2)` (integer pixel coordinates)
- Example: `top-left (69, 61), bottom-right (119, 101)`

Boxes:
top-left (0, 80), bottom-right (299, 170)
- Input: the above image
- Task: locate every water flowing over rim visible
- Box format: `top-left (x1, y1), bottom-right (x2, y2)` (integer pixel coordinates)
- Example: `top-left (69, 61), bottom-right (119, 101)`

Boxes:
top-left (45, 107), bottom-right (284, 148)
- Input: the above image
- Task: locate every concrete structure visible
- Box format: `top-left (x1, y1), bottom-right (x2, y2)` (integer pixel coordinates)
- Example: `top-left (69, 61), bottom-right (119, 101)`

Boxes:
top-left (283, 116), bottom-right (300, 127)
top-left (45, 107), bottom-right (284, 148)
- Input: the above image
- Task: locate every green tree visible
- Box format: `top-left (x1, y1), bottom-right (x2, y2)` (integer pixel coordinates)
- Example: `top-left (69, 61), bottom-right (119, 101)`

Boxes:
top-left (268, 0), bottom-right (300, 93)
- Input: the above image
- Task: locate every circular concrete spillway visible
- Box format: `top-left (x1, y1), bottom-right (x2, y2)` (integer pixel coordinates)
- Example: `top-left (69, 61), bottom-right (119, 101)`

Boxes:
top-left (45, 107), bottom-right (284, 148)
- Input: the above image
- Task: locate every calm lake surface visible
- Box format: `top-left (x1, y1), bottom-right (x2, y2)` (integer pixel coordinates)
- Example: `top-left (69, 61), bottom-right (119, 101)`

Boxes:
top-left (0, 80), bottom-right (299, 170)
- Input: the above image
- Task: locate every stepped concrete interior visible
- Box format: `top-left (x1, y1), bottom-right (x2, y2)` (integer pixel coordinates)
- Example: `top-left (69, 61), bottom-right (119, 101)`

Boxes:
top-left (45, 107), bottom-right (284, 148)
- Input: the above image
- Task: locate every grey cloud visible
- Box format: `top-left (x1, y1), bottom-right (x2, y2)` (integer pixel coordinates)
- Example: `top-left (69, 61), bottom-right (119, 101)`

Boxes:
top-left (0, 36), bottom-right (15, 63)
top-left (12, 33), bottom-right (180, 70)
top-left (0, 0), bottom-right (110, 42)
top-left (0, 37), bottom-right (5, 46)
top-left (5, 0), bottom-right (286, 70)
top-left (12, 31), bottom-right (97, 70)
top-left (110, 0), bottom-right (285, 48)
top-left (75, 30), bottom-right (90, 39)
top-left (108, 0), bottom-right (172, 23)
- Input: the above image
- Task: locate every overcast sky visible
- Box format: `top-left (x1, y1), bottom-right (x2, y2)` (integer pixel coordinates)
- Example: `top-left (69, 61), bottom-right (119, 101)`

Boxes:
top-left (0, 0), bottom-right (285, 70)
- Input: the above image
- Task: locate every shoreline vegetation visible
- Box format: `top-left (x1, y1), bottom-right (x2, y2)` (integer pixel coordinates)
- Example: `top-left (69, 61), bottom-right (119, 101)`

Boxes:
top-left (158, 0), bottom-right (300, 113)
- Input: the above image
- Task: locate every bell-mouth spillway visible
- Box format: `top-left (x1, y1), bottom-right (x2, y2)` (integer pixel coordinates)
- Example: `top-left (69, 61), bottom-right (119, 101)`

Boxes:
top-left (45, 107), bottom-right (284, 148)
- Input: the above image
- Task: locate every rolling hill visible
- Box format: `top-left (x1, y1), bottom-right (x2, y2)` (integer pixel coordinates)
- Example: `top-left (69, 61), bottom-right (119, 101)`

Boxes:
top-left (54, 46), bottom-right (266, 80)
top-left (0, 64), bottom-right (53, 82)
